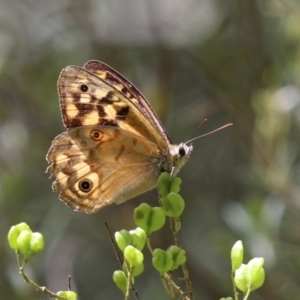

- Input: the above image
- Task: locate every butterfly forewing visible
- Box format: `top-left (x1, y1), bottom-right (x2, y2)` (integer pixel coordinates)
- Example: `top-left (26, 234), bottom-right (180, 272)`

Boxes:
top-left (58, 65), bottom-right (168, 152)
top-left (83, 60), bottom-right (172, 143)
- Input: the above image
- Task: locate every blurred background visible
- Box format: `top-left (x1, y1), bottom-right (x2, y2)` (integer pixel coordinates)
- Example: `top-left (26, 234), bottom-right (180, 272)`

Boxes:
top-left (1, 0), bottom-right (300, 299)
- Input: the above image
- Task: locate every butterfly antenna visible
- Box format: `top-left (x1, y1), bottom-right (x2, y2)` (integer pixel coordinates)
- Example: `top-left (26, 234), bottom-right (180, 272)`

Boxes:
top-left (184, 119), bottom-right (208, 143)
top-left (186, 123), bottom-right (233, 144)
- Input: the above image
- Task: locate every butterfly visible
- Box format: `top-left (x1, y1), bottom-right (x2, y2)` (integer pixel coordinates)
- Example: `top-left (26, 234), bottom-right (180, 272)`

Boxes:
top-left (46, 61), bottom-right (193, 213)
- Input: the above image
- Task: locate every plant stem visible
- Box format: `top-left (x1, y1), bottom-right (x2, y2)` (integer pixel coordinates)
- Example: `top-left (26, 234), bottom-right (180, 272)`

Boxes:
top-left (231, 271), bottom-right (239, 300)
top-left (125, 266), bottom-right (134, 300)
top-left (16, 252), bottom-right (69, 300)
top-left (243, 286), bottom-right (251, 300)
top-left (163, 273), bottom-right (190, 300)
top-left (169, 218), bottom-right (193, 299)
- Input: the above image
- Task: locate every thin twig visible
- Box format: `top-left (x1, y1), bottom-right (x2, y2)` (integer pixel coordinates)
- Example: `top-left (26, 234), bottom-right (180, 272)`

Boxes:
top-left (231, 271), bottom-right (239, 300)
top-left (125, 266), bottom-right (134, 300)
top-left (68, 275), bottom-right (72, 290)
top-left (163, 273), bottom-right (190, 300)
top-left (169, 218), bottom-right (193, 299)
top-left (16, 252), bottom-right (69, 300)
top-left (105, 222), bottom-right (123, 266)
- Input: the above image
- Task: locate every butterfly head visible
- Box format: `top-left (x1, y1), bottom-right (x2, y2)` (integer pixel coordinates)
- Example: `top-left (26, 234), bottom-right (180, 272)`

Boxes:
top-left (169, 143), bottom-right (193, 175)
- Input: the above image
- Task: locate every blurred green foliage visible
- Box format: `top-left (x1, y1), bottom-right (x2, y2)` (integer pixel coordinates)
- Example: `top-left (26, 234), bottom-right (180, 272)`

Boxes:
top-left (1, 0), bottom-right (300, 299)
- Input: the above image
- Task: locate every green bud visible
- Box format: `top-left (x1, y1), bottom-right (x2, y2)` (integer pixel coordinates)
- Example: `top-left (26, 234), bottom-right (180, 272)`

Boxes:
top-left (113, 270), bottom-right (127, 295)
top-left (235, 258), bottom-right (265, 293)
top-left (167, 245), bottom-right (186, 270)
top-left (56, 291), bottom-right (77, 300)
top-left (129, 227), bottom-right (146, 251)
top-left (124, 246), bottom-right (144, 267)
top-left (29, 232), bottom-right (44, 256)
top-left (161, 192), bottom-right (185, 218)
top-left (134, 204), bottom-right (166, 235)
top-left (157, 172), bottom-right (172, 197)
top-left (115, 230), bottom-right (132, 252)
top-left (231, 240), bottom-right (243, 271)
top-left (16, 230), bottom-right (44, 260)
top-left (152, 248), bottom-right (173, 276)
top-left (170, 177), bottom-right (182, 193)
top-left (132, 262), bottom-right (144, 277)
top-left (248, 258), bottom-right (265, 291)
top-left (7, 222), bottom-right (31, 250)
top-left (16, 230), bottom-right (32, 260)
top-left (234, 264), bottom-right (248, 293)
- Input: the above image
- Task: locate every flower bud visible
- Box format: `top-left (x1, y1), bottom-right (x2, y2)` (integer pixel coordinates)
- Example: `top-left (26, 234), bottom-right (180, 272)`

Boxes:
top-left (7, 222), bottom-right (31, 250)
top-left (234, 264), bottom-right (248, 293)
top-left (16, 230), bottom-right (44, 260)
top-left (231, 240), bottom-right (243, 271)
top-left (248, 258), bottom-right (265, 291)
top-left (16, 230), bottom-right (32, 260)
top-left (56, 291), bottom-right (77, 300)
top-left (29, 232), bottom-right (44, 256)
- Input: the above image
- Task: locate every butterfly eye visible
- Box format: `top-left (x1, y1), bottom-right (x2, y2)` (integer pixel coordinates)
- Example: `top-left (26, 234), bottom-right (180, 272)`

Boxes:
top-left (78, 179), bottom-right (93, 192)
top-left (80, 84), bottom-right (89, 92)
top-left (90, 130), bottom-right (103, 141)
top-left (179, 147), bottom-right (186, 157)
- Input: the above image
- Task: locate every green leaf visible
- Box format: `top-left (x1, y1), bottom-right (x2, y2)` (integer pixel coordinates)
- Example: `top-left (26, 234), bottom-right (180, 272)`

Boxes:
top-left (115, 230), bottom-right (132, 252)
top-left (161, 192), bottom-right (185, 218)
top-left (157, 172), bottom-right (172, 197)
top-left (134, 203), bottom-right (165, 235)
top-left (129, 227), bottom-right (146, 251)
top-left (113, 271), bottom-right (127, 295)
top-left (152, 248), bottom-right (173, 276)
top-left (167, 245), bottom-right (187, 269)
top-left (124, 245), bottom-right (144, 267)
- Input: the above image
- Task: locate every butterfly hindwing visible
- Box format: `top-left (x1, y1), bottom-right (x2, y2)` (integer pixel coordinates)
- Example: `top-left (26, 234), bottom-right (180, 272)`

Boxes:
top-left (47, 125), bottom-right (166, 212)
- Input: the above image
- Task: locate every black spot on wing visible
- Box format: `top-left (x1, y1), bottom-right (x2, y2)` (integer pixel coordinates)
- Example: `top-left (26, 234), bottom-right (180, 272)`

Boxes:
top-left (65, 118), bottom-right (84, 128)
top-left (97, 105), bottom-right (107, 117)
top-left (73, 92), bottom-right (81, 102)
top-left (90, 95), bottom-right (98, 103)
top-left (99, 119), bottom-right (118, 127)
top-left (116, 106), bottom-right (130, 120)
top-left (76, 103), bottom-right (94, 115)
top-left (100, 97), bottom-right (114, 105)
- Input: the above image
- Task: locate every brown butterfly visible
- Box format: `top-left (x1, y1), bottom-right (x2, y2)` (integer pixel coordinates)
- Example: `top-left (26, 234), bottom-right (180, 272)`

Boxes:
top-left (46, 61), bottom-right (192, 213)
